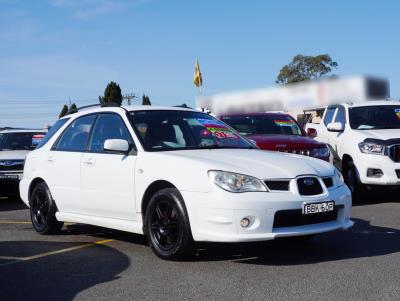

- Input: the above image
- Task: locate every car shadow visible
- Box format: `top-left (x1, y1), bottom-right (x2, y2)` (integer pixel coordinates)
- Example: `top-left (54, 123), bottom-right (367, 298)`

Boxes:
top-left (192, 218), bottom-right (400, 265)
top-left (353, 189), bottom-right (400, 206)
top-left (63, 223), bottom-right (149, 246)
top-left (0, 197), bottom-right (27, 211)
top-left (0, 240), bottom-right (130, 301)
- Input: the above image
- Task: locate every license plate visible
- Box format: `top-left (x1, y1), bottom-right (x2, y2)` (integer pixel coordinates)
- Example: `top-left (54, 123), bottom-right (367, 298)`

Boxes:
top-left (302, 201), bottom-right (335, 215)
top-left (0, 174), bottom-right (20, 180)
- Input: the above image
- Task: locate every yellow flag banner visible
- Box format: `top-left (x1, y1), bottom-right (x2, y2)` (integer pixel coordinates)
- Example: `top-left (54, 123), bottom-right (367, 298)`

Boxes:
top-left (193, 59), bottom-right (203, 88)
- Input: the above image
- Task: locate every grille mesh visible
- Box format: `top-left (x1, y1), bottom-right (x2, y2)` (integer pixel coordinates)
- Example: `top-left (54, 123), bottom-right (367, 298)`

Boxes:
top-left (264, 180), bottom-right (290, 191)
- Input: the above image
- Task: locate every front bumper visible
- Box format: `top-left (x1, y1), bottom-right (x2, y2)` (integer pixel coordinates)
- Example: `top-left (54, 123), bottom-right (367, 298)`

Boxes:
top-left (0, 173), bottom-right (22, 196)
top-left (182, 184), bottom-right (352, 242)
top-left (355, 153), bottom-right (400, 186)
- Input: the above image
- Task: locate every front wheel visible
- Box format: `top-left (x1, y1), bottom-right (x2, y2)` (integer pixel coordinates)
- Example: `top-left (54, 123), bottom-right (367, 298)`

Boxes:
top-left (30, 182), bottom-right (63, 234)
top-left (344, 162), bottom-right (366, 203)
top-left (144, 188), bottom-right (195, 260)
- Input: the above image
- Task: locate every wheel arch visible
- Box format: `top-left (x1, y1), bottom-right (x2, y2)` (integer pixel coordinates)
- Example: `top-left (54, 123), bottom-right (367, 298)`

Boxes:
top-left (141, 180), bottom-right (177, 218)
top-left (28, 177), bottom-right (46, 203)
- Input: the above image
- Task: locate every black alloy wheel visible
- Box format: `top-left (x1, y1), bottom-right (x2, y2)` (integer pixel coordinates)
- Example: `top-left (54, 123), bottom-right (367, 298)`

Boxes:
top-left (30, 182), bottom-right (63, 234)
top-left (150, 201), bottom-right (180, 252)
top-left (145, 188), bottom-right (194, 260)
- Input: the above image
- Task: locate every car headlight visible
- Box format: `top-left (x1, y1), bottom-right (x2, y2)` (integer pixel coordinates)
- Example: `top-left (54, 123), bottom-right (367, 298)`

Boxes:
top-left (310, 146), bottom-right (330, 157)
top-left (333, 168), bottom-right (344, 187)
top-left (358, 142), bottom-right (385, 155)
top-left (208, 170), bottom-right (268, 193)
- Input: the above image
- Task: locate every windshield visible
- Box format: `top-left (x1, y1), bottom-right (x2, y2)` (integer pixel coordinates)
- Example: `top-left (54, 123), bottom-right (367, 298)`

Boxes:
top-left (0, 132), bottom-right (45, 151)
top-left (349, 105), bottom-right (400, 130)
top-left (129, 110), bottom-right (254, 151)
top-left (220, 115), bottom-right (304, 136)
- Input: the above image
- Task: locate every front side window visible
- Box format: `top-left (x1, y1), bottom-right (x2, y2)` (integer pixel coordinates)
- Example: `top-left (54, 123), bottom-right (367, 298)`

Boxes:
top-left (0, 132), bottom-right (45, 151)
top-left (36, 118), bottom-right (70, 149)
top-left (89, 114), bottom-right (133, 152)
top-left (220, 115), bottom-right (304, 136)
top-left (349, 105), bottom-right (400, 130)
top-left (129, 110), bottom-right (254, 151)
top-left (323, 108), bottom-right (336, 126)
top-left (334, 107), bottom-right (346, 125)
top-left (54, 115), bottom-right (96, 151)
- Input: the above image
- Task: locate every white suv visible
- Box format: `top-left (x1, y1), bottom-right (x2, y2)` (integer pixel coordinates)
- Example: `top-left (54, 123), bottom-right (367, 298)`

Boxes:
top-left (20, 105), bottom-right (353, 260)
top-left (306, 100), bottom-right (400, 200)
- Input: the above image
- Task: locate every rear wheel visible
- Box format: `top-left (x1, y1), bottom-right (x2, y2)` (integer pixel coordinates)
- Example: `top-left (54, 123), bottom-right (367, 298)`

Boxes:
top-left (145, 188), bottom-right (194, 260)
top-left (30, 182), bottom-right (63, 234)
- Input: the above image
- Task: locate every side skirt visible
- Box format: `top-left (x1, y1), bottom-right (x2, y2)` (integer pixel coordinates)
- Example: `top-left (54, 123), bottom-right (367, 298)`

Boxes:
top-left (55, 212), bottom-right (144, 235)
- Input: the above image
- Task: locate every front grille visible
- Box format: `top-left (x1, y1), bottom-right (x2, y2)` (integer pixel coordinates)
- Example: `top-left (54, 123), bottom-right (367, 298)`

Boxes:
top-left (264, 180), bottom-right (290, 191)
top-left (278, 149), bottom-right (311, 156)
top-left (297, 177), bottom-right (323, 195)
top-left (273, 209), bottom-right (338, 228)
top-left (0, 160), bottom-right (24, 171)
top-left (387, 144), bottom-right (400, 162)
top-left (322, 177), bottom-right (333, 188)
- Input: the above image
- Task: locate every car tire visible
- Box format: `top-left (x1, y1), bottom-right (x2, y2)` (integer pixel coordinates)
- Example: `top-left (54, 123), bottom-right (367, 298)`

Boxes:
top-left (344, 162), bottom-right (366, 203)
top-left (29, 182), bottom-right (63, 235)
top-left (144, 188), bottom-right (195, 260)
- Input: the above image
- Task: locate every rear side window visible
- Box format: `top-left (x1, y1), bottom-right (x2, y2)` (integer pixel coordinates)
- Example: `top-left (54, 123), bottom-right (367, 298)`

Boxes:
top-left (88, 114), bottom-right (133, 152)
top-left (54, 115), bottom-right (96, 152)
top-left (36, 118), bottom-right (70, 149)
top-left (323, 108), bottom-right (336, 126)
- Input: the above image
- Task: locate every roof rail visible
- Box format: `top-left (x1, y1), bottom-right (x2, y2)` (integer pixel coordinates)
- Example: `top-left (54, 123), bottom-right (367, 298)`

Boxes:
top-left (68, 102), bottom-right (124, 114)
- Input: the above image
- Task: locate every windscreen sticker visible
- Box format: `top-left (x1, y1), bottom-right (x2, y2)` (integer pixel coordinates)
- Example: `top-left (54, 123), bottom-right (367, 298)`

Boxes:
top-left (32, 134), bottom-right (45, 146)
top-left (274, 119), bottom-right (296, 127)
top-left (395, 108), bottom-right (400, 120)
top-left (196, 118), bottom-right (239, 139)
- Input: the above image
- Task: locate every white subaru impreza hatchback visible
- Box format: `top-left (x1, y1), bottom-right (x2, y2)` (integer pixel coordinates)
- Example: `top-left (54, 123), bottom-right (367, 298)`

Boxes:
top-left (20, 105), bottom-right (353, 260)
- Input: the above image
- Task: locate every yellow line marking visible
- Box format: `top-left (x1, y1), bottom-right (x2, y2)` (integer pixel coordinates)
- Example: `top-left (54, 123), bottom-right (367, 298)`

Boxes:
top-left (0, 239), bottom-right (114, 267)
top-left (0, 221), bottom-right (32, 224)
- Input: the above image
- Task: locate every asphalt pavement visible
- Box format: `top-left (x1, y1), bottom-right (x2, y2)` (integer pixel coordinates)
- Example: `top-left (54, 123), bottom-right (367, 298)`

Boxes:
top-left (0, 193), bottom-right (399, 301)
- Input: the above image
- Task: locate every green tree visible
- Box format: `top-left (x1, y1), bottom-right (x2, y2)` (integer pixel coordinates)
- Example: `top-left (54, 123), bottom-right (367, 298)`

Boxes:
top-left (99, 81), bottom-right (123, 106)
top-left (142, 94), bottom-right (151, 105)
top-left (69, 103), bottom-right (78, 114)
top-left (59, 104), bottom-right (69, 118)
top-left (276, 54), bottom-right (338, 84)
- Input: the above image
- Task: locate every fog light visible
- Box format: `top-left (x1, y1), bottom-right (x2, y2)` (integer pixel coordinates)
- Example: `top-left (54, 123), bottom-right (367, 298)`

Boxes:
top-left (367, 168), bottom-right (383, 178)
top-left (240, 218), bottom-right (250, 228)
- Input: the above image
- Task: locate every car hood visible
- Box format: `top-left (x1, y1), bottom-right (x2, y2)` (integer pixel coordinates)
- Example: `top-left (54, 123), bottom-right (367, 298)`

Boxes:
top-left (0, 150), bottom-right (29, 160)
top-left (246, 134), bottom-right (325, 150)
top-left (160, 149), bottom-right (334, 179)
top-left (355, 129), bottom-right (400, 141)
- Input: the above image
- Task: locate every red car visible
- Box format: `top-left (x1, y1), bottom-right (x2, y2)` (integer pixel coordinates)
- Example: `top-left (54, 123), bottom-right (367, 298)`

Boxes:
top-left (218, 112), bottom-right (330, 161)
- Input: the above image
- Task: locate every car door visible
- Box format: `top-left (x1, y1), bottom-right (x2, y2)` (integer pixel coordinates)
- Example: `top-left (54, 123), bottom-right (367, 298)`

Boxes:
top-left (80, 113), bottom-right (137, 220)
top-left (45, 114), bottom-right (97, 213)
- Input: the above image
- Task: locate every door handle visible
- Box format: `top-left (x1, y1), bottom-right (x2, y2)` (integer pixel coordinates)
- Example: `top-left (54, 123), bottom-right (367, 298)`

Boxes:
top-left (47, 156), bottom-right (54, 163)
top-left (83, 158), bottom-right (95, 166)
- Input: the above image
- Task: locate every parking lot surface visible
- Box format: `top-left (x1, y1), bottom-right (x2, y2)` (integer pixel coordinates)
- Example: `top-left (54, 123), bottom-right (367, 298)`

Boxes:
top-left (1, 194), bottom-right (400, 301)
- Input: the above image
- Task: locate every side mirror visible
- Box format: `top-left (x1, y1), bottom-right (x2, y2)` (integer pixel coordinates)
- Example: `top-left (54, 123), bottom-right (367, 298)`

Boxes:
top-left (327, 122), bottom-right (344, 132)
top-left (306, 128), bottom-right (317, 138)
top-left (104, 139), bottom-right (130, 153)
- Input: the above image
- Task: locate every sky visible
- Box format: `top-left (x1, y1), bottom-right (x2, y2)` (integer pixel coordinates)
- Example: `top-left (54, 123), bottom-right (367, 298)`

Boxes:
top-left (0, 0), bottom-right (399, 127)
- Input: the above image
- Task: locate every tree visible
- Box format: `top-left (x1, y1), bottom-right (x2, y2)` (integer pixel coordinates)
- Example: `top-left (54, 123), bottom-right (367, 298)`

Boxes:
top-left (99, 81), bottom-right (123, 106)
top-left (69, 103), bottom-right (78, 114)
top-left (59, 104), bottom-right (69, 118)
top-left (142, 94), bottom-right (151, 105)
top-left (276, 54), bottom-right (338, 84)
